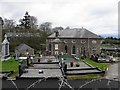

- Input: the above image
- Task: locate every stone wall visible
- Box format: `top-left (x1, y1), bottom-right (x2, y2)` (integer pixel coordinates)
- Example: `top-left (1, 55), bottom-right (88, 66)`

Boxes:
top-left (47, 38), bottom-right (102, 57)
top-left (0, 17), bottom-right (2, 52)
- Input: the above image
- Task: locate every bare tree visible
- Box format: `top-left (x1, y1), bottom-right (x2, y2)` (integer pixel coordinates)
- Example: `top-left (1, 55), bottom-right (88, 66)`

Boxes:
top-left (30, 16), bottom-right (38, 29)
top-left (39, 22), bottom-right (52, 34)
top-left (3, 18), bottom-right (16, 32)
top-left (65, 26), bottom-right (70, 29)
top-left (52, 26), bottom-right (64, 32)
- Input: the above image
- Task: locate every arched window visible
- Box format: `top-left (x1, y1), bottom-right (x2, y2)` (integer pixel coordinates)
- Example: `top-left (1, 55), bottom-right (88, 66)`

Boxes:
top-left (55, 44), bottom-right (58, 50)
top-left (65, 45), bottom-right (68, 53)
top-left (5, 43), bottom-right (8, 55)
top-left (49, 44), bottom-right (51, 51)
top-left (80, 46), bottom-right (85, 56)
top-left (72, 40), bottom-right (76, 43)
top-left (72, 45), bottom-right (76, 54)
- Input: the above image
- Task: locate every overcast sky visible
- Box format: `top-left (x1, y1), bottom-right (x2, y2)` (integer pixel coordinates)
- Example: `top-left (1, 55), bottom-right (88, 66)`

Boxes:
top-left (0, 0), bottom-right (119, 37)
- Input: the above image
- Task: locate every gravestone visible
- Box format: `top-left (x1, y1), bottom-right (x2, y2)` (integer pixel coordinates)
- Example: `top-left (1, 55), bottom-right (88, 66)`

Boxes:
top-left (19, 60), bottom-right (28, 76)
top-left (1, 34), bottom-right (10, 61)
top-left (19, 60), bottom-right (25, 76)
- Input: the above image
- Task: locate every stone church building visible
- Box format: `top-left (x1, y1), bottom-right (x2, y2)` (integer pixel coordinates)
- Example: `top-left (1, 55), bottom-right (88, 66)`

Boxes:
top-left (46, 28), bottom-right (102, 57)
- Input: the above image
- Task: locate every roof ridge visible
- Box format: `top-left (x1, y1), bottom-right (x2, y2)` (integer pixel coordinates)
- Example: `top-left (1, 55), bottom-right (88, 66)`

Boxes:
top-left (16, 43), bottom-right (34, 50)
top-left (48, 28), bottom-right (101, 38)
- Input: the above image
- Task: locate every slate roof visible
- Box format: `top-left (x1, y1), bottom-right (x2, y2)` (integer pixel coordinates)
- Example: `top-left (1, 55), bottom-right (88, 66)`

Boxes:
top-left (48, 28), bottom-right (101, 39)
top-left (15, 44), bottom-right (34, 51)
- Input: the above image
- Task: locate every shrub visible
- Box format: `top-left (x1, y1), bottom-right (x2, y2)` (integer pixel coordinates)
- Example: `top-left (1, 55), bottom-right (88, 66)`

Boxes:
top-left (47, 59), bottom-right (52, 62)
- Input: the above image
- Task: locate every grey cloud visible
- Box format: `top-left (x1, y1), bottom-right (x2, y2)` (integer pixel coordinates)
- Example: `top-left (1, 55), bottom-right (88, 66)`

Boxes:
top-left (0, 0), bottom-right (118, 36)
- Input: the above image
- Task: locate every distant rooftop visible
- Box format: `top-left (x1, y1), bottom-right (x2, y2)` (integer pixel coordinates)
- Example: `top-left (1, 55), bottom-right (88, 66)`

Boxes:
top-left (48, 28), bottom-right (101, 39)
top-left (15, 43), bottom-right (34, 51)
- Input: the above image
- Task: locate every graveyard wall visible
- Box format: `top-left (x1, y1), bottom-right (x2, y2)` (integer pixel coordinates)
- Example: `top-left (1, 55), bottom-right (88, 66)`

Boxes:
top-left (0, 17), bottom-right (2, 52)
top-left (0, 16), bottom-right (2, 90)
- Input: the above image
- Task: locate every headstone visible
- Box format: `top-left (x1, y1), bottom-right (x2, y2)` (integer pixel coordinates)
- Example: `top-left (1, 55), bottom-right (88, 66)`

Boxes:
top-left (63, 64), bottom-right (67, 73)
top-left (1, 34), bottom-right (10, 61)
top-left (14, 53), bottom-right (18, 60)
top-left (19, 60), bottom-right (28, 76)
top-left (19, 60), bottom-right (25, 76)
top-left (27, 55), bottom-right (30, 66)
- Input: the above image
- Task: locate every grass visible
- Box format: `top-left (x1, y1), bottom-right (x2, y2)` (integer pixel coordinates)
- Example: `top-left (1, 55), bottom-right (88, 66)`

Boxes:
top-left (101, 43), bottom-right (111, 47)
top-left (85, 58), bottom-right (111, 71)
top-left (0, 57), bottom-right (27, 78)
top-left (67, 74), bottom-right (102, 80)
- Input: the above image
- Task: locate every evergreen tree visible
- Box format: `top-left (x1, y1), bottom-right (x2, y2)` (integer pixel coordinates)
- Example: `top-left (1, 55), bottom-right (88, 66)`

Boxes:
top-left (19, 11), bottom-right (31, 29)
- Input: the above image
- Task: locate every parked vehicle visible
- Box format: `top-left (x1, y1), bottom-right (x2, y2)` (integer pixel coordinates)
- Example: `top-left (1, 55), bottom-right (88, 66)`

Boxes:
top-left (97, 57), bottom-right (106, 62)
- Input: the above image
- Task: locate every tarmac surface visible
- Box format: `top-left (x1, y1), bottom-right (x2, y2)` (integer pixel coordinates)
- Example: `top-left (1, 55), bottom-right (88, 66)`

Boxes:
top-left (105, 63), bottom-right (120, 81)
top-left (1, 78), bottom-right (120, 90)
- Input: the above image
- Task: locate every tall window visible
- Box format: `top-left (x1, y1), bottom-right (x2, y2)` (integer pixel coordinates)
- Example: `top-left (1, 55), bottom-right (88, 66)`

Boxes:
top-left (81, 46), bottom-right (85, 55)
top-left (92, 40), bottom-right (97, 44)
top-left (5, 44), bottom-right (8, 55)
top-left (65, 45), bottom-right (68, 53)
top-left (72, 45), bottom-right (76, 54)
top-left (49, 44), bottom-right (51, 51)
top-left (55, 44), bottom-right (58, 50)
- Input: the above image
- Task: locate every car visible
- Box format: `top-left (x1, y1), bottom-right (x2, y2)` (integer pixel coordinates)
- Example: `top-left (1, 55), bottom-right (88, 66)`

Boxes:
top-left (98, 57), bottom-right (106, 62)
top-left (111, 57), bottom-right (120, 62)
top-left (98, 57), bottom-right (111, 63)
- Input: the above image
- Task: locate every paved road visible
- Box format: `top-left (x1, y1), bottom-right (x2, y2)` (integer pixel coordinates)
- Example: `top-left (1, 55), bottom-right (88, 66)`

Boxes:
top-left (1, 78), bottom-right (120, 90)
top-left (105, 63), bottom-right (120, 81)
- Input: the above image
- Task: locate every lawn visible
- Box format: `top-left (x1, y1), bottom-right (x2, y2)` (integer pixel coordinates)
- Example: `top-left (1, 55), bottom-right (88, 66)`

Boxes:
top-left (67, 74), bottom-right (102, 80)
top-left (101, 43), bottom-right (111, 47)
top-left (85, 58), bottom-right (111, 71)
top-left (0, 57), bottom-right (27, 78)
